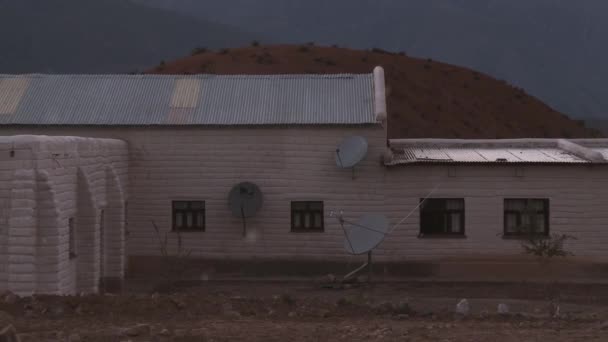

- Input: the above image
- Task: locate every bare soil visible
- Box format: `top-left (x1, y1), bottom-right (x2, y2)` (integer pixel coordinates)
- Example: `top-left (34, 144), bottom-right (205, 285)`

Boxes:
top-left (3, 281), bottom-right (608, 341)
top-left (147, 44), bottom-right (601, 140)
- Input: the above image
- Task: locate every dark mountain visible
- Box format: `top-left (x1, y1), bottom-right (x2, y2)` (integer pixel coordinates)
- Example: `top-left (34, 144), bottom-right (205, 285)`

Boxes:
top-left (0, 0), bottom-right (255, 74)
top-left (135, 0), bottom-right (608, 120)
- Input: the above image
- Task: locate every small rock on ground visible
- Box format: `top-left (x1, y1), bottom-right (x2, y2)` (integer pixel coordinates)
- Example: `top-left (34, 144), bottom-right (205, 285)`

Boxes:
top-left (455, 299), bottom-right (470, 316)
top-left (497, 303), bottom-right (509, 315)
top-left (2, 293), bottom-right (19, 305)
top-left (123, 324), bottom-right (151, 337)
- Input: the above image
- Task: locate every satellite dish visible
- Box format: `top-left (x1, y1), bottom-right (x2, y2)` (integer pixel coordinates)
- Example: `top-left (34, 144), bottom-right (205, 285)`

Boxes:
top-left (330, 211), bottom-right (389, 284)
top-left (328, 184), bottom-right (442, 284)
top-left (342, 214), bottom-right (389, 255)
top-left (228, 182), bottom-right (263, 236)
top-left (335, 136), bottom-right (368, 169)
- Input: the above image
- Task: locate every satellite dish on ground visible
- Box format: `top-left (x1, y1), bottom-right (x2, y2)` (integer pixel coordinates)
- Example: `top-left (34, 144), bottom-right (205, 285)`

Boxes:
top-left (330, 211), bottom-right (389, 283)
top-left (228, 182), bottom-right (263, 236)
top-left (342, 214), bottom-right (389, 255)
top-left (335, 136), bottom-right (368, 178)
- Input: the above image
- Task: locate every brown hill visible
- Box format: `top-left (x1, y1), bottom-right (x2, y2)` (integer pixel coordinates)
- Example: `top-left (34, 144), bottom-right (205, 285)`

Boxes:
top-left (147, 45), bottom-right (600, 139)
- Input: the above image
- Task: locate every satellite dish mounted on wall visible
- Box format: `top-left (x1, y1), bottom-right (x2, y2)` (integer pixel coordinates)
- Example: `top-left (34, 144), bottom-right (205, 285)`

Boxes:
top-left (335, 136), bottom-right (368, 179)
top-left (228, 182), bottom-right (263, 237)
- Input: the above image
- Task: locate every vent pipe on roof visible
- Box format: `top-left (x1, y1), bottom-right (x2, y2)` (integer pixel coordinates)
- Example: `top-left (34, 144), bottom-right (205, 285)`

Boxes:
top-left (373, 66), bottom-right (387, 123)
top-left (557, 139), bottom-right (606, 163)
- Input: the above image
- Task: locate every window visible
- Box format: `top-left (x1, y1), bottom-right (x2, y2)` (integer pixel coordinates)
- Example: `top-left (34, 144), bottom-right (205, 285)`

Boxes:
top-left (291, 201), bottom-right (324, 232)
top-left (172, 201), bottom-right (205, 231)
top-left (68, 218), bottom-right (76, 259)
top-left (419, 198), bottom-right (465, 236)
top-left (504, 199), bottom-right (549, 236)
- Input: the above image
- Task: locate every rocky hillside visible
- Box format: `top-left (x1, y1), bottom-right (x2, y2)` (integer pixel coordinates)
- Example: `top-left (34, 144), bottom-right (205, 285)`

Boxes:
top-left (147, 45), bottom-right (600, 139)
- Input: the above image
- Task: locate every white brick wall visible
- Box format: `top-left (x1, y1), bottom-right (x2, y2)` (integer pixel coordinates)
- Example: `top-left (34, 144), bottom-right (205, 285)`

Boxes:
top-left (0, 135), bottom-right (128, 295)
top-left (2, 127), bottom-right (608, 273)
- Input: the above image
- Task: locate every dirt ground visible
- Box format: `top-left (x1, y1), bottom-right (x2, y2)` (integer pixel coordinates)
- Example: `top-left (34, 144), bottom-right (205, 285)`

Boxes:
top-left (2, 280), bottom-right (608, 341)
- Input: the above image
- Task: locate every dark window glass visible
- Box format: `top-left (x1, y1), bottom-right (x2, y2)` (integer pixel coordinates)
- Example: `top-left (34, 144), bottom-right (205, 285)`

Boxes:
top-left (420, 198), bottom-right (465, 236)
top-left (172, 201), bottom-right (205, 231)
top-left (291, 201), bottom-right (324, 232)
top-left (504, 199), bottom-right (549, 236)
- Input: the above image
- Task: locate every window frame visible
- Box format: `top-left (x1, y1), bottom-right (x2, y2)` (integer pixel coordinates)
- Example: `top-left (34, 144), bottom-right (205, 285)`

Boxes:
top-left (290, 201), bottom-right (324, 233)
top-left (419, 198), bottom-right (466, 238)
top-left (503, 198), bottom-right (550, 237)
top-left (172, 200), bottom-right (206, 232)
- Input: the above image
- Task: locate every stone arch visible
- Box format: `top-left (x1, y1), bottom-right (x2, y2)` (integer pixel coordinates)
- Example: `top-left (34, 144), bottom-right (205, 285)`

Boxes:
top-left (75, 168), bottom-right (99, 294)
top-left (101, 165), bottom-right (126, 292)
top-left (35, 170), bottom-right (61, 294)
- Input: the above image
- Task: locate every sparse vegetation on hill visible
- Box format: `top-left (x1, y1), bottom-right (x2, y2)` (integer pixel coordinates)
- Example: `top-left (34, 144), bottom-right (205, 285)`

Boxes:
top-left (147, 45), bottom-right (601, 139)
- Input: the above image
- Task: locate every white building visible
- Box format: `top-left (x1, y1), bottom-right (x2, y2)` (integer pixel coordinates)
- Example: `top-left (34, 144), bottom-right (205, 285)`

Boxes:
top-left (1, 68), bottom-right (608, 295)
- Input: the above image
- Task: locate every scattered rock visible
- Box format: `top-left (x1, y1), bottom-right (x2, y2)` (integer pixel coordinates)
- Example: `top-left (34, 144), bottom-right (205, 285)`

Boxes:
top-left (373, 301), bottom-right (394, 314)
top-left (455, 299), bottom-right (470, 316)
top-left (324, 274), bottom-right (336, 283)
top-left (397, 314), bottom-right (409, 320)
top-left (170, 296), bottom-right (186, 310)
top-left (74, 305), bottom-right (83, 315)
top-left (599, 321), bottom-right (608, 330)
top-left (288, 311), bottom-right (297, 318)
top-left (318, 309), bottom-right (331, 318)
top-left (497, 303), bottom-right (510, 315)
top-left (221, 303), bottom-right (241, 318)
top-left (0, 324), bottom-right (19, 342)
top-left (393, 300), bottom-right (412, 315)
top-left (158, 329), bottom-right (171, 336)
top-left (123, 324), bottom-right (151, 337)
top-left (49, 303), bottom-right (66, 317)
top-left (150, 293), bottom-right (160, 300)
top-left (2, 292), bottom-right (18, 305)
top-left (173, 329), bottom-right (188, 338)
top-left (68, 332), bottom-right (81, 342)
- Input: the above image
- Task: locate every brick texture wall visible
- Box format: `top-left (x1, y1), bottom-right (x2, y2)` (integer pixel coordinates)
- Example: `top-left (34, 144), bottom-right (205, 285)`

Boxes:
top-left (0, 136), bottom-right (128, 295)
top-left (2, 127), bottom-right (608, 272)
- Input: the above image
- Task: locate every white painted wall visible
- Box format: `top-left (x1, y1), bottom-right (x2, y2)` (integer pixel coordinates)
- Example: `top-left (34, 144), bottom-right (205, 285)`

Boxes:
top-left (381, 164), bottom-right (608, 262)
top-left (0, 135), bottom-right (128, 295)
top-left (2, 127), bottom-right (608, 271)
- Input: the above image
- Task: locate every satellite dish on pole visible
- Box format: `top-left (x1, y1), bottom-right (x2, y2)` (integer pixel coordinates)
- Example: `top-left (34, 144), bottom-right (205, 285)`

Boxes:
top-left (330, 211), bottom-right (389, 283)
top-left (335, 136), bottom-right (368, 178)
top-left (342, 214), bottom-right (389, 255)
top-left (228, 182), bottom-right (263, 236)
top-left (327, 184), bottom-right (442, 285)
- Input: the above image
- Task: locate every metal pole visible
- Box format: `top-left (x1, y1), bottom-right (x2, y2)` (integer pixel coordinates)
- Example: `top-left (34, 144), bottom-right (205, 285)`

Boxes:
top-left (241, 205), bottom-right (246, 237)
top-left (367, 251), bottom-right (372, 283)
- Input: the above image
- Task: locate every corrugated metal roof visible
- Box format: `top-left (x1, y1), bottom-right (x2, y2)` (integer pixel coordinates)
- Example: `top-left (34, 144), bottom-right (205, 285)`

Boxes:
top-left (386, 139), bottom-right (608, 165)
top-left (0, 74), bottom-right (376, 126)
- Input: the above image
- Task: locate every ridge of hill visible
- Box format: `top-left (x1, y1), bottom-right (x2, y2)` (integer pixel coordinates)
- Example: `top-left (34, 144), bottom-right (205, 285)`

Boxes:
top-left (135, 0), bottom-right (608, 121)
top-left (147, 45), bottom-right (600, 139)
